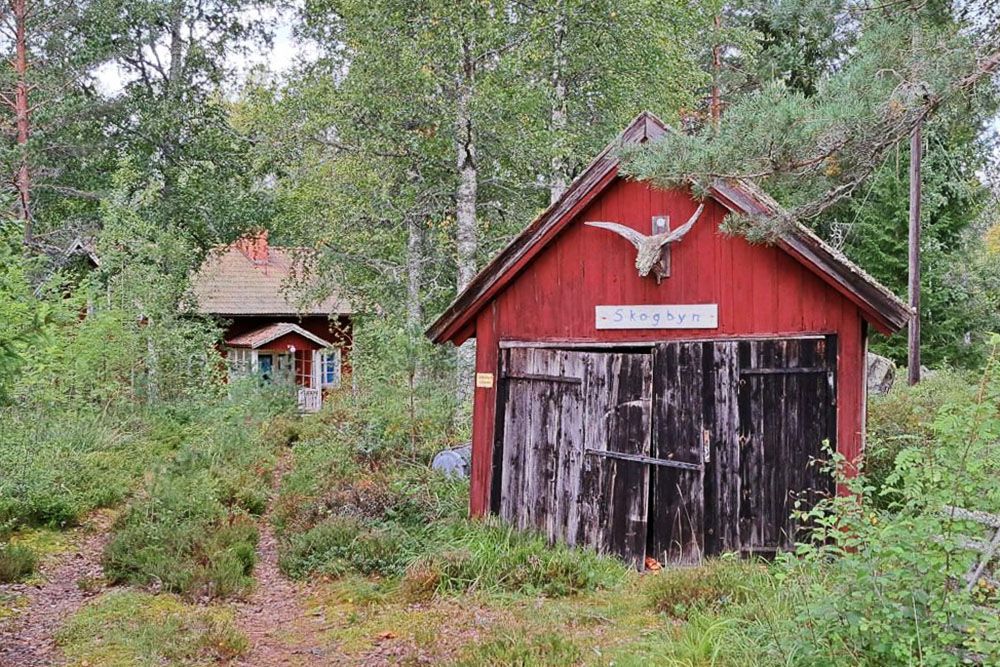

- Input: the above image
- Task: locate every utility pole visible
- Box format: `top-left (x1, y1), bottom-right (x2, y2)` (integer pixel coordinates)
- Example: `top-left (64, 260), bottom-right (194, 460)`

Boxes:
top-left (907, 120), bottom-right (921, 385)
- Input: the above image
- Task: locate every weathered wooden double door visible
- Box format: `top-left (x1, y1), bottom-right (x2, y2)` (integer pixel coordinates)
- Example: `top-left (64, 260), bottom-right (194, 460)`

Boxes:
top-left (492, 337), bottom-right (837, 567)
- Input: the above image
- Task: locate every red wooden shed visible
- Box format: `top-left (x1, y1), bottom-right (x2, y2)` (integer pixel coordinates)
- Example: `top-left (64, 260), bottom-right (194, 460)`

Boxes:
top-left (428, 113), bottom-right (910, 567)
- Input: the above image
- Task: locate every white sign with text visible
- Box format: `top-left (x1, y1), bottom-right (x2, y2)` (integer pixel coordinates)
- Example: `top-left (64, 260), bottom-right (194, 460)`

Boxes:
top-left (595, 304), bottom-right (719, 330)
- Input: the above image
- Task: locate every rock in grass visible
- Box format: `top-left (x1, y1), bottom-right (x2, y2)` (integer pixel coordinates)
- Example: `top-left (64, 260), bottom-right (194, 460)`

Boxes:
top-left (431, 445), bottom-right (472, 479)
top-left (867, 353), bottom-right (896, 395)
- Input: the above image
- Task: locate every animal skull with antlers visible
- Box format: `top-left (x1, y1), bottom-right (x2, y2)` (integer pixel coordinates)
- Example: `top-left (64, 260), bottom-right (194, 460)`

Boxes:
top-left (585, 204), bottom-right (705, 284)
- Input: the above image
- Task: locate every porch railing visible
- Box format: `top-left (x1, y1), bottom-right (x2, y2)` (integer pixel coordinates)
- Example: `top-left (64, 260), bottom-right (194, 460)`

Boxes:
top-left (297, 388), bottom-right (322, 413)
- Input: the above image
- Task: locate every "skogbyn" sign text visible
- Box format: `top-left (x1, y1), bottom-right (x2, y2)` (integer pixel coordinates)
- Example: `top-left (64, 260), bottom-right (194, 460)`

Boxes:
top-left (595, 304), bottom-right (718, 330)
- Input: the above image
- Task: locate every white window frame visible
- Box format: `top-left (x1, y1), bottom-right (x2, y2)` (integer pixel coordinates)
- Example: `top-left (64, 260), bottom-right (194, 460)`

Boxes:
top-left (227, 347), bottom-right (252, 382)
top-left (320, 348), bottom-right (342, 389)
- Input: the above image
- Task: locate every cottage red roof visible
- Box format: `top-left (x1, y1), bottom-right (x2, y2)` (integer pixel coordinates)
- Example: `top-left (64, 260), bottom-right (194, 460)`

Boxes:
top-left (225, 322), bottom-right (334, 349)
top-left (191, 235), bottom-right (351, 317)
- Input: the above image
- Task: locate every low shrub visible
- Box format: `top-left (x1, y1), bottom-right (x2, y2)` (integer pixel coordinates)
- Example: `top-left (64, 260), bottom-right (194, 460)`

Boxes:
top-left (279, 515), bottom-right (416, 579)
top-left (0, 403), bottom-right (191, 530)
top-left (103, 393), bottom-right (286, 599)
top-left (644, 557), bottom-right (771, 619)
top-left (0, 543), bottom-right (36, 583)
top-left (103, 474), bottom-right (259, 598)
top-left (274, 425), bottom-right (467, 582)
top-left (865, 368), bottom-right (977, 501)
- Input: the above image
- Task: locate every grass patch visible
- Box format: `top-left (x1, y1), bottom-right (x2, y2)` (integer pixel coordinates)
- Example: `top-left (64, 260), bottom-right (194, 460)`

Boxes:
top-left (56, 590), bottom-right (247, 666)
top-left (0, 543), bottom-right (36, 583)
top-left (453, 630), bottom-right (583, 666)
top-left (405, 519), bottom-right (628, 598)
top-left (0, 590), bottom-right (27, 620)
top-left (103, 392), bottom-right (290, 599)
top-left (0, 404), bottom-right (195, 530)
top-left (644, 557), bottom-right (772, 619)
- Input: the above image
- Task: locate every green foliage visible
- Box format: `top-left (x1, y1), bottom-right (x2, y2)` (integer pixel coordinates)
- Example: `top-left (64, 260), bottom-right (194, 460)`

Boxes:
top-left (404, 519), bottom-right (628, 598)
top-left (0, 230), bottom-right (49, 403)
top-left (0, 544), bottom-right (37, 583)
top-left (865, 368), bottom-right (978, 502)
top-left (280, 515), bottom-right (415, 579)
top-left (56, 590), bottom-right (248, 666)
top-left (274, 416), bottom-right (466, 580)
top-left (784, 446), bottom-right (1000, 664)
top-left (835, 116), bottom-right (998, 366)
top-left (274, 373), bottom-right (625, 598)
top-left (0, 406), bottom-right (182, 529)
top-left (624, 4), bottom-right (998, 367)
top-left (102, 391), bottom-right (290, 599)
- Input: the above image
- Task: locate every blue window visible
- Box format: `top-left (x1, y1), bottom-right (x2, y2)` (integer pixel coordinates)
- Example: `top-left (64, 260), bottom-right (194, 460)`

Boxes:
top-left (257, 354), bottom-right (274, 382)
top-left (322, 349), bottom-right (341, 388)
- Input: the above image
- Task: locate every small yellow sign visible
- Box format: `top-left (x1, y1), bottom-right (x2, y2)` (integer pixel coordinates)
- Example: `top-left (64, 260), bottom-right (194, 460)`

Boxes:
top-left (475, 372), bottom-right (494, 389)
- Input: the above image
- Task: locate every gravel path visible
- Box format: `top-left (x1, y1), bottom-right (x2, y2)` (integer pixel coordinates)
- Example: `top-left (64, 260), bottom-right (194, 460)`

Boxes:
top-left (234, 452), bottom-right (332, 666)
top-left (0, 511), bottom-right (113, 667)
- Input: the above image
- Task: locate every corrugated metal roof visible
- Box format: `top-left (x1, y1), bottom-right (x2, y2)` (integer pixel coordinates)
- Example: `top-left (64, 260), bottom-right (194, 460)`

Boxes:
top-left (190, 245), bottom-right (351, 316)
top-left (225, 322), bottom-right (334, 349)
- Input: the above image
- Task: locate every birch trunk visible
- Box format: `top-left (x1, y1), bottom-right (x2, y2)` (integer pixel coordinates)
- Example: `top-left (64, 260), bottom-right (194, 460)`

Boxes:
top-left (454, 46), bottom-right (478, 414)
top-left (405, 215), bottom-right (424, 330)
top-left (167, 0), bottom-right (185, 95)
top-left (549, 0), bottom-right (568, 204)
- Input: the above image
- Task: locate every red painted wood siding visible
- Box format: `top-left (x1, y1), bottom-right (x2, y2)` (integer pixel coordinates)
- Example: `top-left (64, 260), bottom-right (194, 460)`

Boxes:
top-left (468, 178), bottom-right (866, 516)
top-left (222, 315), bottom-right (353, 373)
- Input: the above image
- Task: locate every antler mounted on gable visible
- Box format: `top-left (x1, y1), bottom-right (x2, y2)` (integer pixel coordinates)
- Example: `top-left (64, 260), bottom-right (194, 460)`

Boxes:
top-left (585, 204), bottom-right (704, 283)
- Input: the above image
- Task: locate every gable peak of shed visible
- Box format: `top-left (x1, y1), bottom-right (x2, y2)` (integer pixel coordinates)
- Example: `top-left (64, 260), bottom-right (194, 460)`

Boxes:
top-left (426, 112), bottom-right (909, 344)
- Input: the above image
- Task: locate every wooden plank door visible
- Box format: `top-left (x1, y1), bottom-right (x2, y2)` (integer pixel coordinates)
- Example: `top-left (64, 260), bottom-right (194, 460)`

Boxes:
top-left (736, 337), bottom-right (837, 554)
top-left (494, 347), bottom-right (653, 567)
top-left (648, 342), bottom-right (711, 564)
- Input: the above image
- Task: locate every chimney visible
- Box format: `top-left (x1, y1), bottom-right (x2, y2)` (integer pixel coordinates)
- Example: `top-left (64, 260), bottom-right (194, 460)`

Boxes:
top-left (236, 230), bottom-right (269, 265)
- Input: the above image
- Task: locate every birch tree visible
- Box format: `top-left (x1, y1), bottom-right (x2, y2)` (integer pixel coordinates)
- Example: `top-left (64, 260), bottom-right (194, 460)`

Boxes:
top-left (509, 0), bottom-right (703, 204)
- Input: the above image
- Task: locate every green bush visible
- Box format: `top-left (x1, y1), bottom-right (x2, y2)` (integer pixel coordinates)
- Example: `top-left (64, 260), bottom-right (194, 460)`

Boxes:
top-left (0, 543), bottom-right (37, 582)
top-left (279, 515), bottom-right (416, 578)
top-left (0, 403), bottom-right (192, 530)
top-left (273, 422), bottom-right (467, 581)
top-left (103, 475), bottom-right (258, 598)
top-left (865, 368), bottom-right (977, 501)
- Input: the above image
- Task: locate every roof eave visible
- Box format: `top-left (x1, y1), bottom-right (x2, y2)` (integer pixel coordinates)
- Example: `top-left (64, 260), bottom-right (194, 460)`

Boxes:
top-left (708, 180), bottom-right (911, 334)
top-left (225, 322), bottom-right (336, 349)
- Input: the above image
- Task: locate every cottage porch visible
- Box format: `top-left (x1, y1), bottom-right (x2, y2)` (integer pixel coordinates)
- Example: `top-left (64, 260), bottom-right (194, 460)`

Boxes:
top-left (224, 322), bottom-right (341, 412)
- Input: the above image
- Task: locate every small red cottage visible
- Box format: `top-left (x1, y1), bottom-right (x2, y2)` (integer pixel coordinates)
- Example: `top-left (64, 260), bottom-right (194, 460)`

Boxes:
top-left (191, 231), bottom-right (352, 412)
top-left (428, 113), bottom-right (909, 567)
